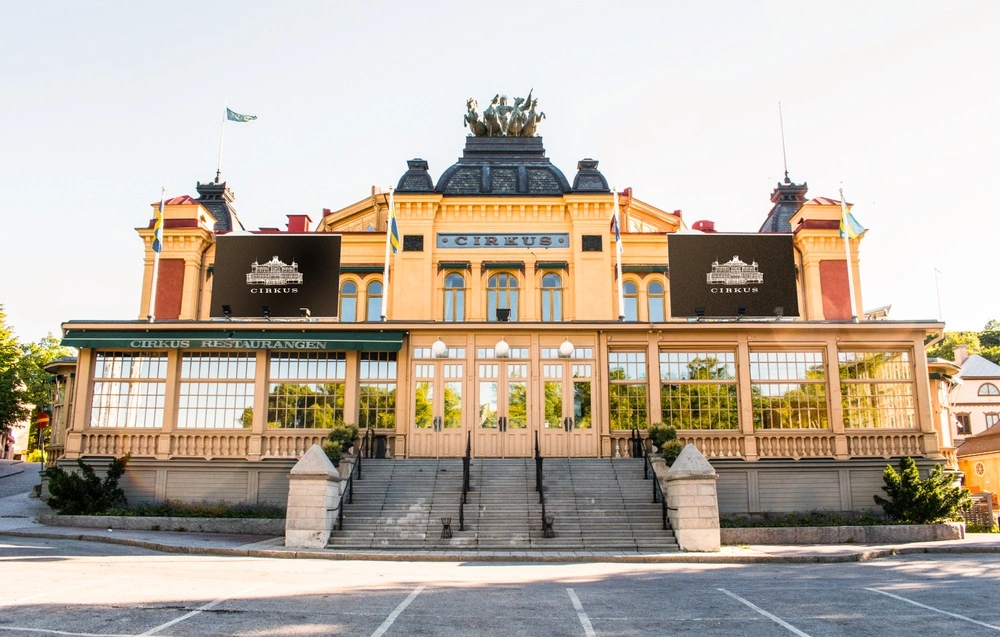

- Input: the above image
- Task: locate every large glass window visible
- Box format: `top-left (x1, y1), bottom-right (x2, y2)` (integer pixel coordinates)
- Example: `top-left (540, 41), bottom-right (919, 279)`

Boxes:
top-left (267, 352), bottom-right (345, 428)
top-left (444, 272), bottom-right (466, 322)
top-left (340, 281), bottom-right (357, 322)
top-left (91, 352), bottom-right (167, 428)
top-left (838, 351), bottom-right (915, 429)
top-left (541, 272), bottom-right (563, 322)
top-left (660, 351), bottom-right (738, 430)
top-left (487, 272), bottom-right (519, 321)
top-left (178, 353), bottom-right (256, 429)
top-left (648, 281), bottom-right (666, 323)
top-left (608, 351), bottom-right (647, 430)
top-left (623, 281), bottom-right (638, 321)
top-left (359, 352), bottom-right (397, 429)
top-left (980, 383), bottom-right (1000, 397)
top-left (750, 351), bottom-right (828, 429)
top-left (366, 281), bottom-right (383, 321)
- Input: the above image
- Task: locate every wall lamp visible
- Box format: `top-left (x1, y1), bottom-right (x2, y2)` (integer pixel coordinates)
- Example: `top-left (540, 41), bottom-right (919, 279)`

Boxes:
top-left (262, 305), bottom-right (270, 320)
top-left (222, 305), bottom-right (232, 320)
top-left (431, 338), bottom-right (448, 358)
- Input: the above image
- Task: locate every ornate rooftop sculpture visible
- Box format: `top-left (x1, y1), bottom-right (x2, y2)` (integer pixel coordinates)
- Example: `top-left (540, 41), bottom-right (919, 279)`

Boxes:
top-left (465, 91), bottom-right (545, 137)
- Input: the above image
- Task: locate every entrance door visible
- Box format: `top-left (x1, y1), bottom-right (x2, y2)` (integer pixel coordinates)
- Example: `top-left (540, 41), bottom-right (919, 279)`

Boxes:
top-left (476, 362), bottom-right (532, 457)
top-left (410, 362), bottom-right (465, 457)
top-left (540, 361), bottom-right (596, 457)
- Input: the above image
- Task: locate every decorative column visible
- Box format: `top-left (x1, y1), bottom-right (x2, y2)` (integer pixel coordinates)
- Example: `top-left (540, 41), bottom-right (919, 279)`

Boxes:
top-left (662, 444), bottom-right (720, 552)
top-left (285, 444), bottom-right (343, 549)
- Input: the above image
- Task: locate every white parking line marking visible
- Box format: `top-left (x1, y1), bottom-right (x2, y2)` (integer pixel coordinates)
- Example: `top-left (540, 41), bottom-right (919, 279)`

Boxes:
top-left (138, 583), bottom-right (267, 635)
top-left (866, 588), bottom-right (1000, 631)
top-left (567, 588), bottom-right (596, 637)
top-left (370, 585), bottom-right (425, 637)
top-left (0, 628), bottom-right (124, 637)
top-left (718, 588), bottom-right (811, 637)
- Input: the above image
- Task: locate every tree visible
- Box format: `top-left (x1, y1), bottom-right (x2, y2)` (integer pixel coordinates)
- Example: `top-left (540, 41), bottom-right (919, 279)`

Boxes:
top-left (0, 306), bottom-right (28, 439)
top-left (927, 331), bottom-right (980, 361)
top-left (873, 457), bottom-right (972, 524)
top-left (661, 356), bottom-right (739, 430)
top-left (18, 333), bottom-right (75, 450)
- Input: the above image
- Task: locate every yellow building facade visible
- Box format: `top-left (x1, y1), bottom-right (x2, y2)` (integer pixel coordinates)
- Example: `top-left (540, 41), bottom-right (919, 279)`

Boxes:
top-left (55, 124), bottom-right (949, 512)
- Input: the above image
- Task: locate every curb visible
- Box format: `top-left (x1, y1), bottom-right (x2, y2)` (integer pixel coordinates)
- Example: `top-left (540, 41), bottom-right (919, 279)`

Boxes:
top-left (3, 529), bottom-right (1000, 564)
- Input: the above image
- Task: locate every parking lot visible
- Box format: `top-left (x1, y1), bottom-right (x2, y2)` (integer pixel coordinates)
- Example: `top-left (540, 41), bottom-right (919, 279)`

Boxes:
top-left (2, 536), bottom-right (1000, 636)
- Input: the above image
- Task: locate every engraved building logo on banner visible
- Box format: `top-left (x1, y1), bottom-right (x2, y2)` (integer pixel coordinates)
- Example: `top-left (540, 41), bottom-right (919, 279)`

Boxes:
top-left (246, 256), bottom-right (303, 293)
top-left (706, 256), bottom-right (764, 293)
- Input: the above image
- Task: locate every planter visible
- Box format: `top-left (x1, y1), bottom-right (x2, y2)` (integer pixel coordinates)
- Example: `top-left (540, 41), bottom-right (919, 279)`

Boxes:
top-left (721, 522), bottom-right (965, 545)
top-left (39, 513), bottom-right (285, 535)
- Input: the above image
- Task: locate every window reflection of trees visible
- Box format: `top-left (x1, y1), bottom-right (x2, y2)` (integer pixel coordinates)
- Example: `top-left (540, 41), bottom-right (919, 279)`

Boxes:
top-left (660, 352), bottom-right (738, 430)
top-left (750, 351), bottom-right (828, 429)
top-left (267, 353), bottom-right (345, 429)
top-left (839, 351), bottom-right (914, 429)
top-left (608, 352), bottom-right (647, 430)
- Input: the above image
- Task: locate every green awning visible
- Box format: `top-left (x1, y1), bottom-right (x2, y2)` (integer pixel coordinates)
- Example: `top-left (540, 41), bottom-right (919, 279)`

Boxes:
top-left (622, 265), bottom-right (667, 274)
top-left (62, 329), bottom-right (404, 352)
top-left (340, 265), bottom-right (385, 274)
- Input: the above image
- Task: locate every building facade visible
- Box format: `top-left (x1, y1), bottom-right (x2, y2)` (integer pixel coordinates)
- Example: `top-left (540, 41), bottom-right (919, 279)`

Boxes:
top-left (53, 110), bottom-right (949, 513)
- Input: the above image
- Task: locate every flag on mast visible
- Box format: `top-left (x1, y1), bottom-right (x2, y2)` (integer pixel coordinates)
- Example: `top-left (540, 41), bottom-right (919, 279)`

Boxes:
top-left (388, 194), bottom-right (401, 254)
top-left (152, 193), bottom-right (164, 253)
top-left (611, 199), bottom-right (624, 254)
top-left (226, 108), bottom-right (257, 122)
top-left (839, 202), bottom-right (865, 240)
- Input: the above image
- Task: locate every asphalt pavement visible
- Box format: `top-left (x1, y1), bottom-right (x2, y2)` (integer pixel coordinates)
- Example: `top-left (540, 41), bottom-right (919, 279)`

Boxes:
top-left (3, 458), bottom-right (1000, 564)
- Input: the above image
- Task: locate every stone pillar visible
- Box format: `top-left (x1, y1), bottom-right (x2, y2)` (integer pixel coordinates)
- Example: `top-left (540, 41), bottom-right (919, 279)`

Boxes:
top-left (285, 444), bottom-right (343, 549)
top-left (663, 444), bottom-right (720, 552)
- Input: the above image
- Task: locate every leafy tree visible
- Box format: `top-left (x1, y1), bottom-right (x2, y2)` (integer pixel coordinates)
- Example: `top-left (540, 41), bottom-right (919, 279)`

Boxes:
top-left (45, 456), bottom-right (129, 515)
top-left (873, 457), bottom-right (972, 524)
top-left (927, 331), bottom-right (980, 361)
top-left (18, 333), bottom-right (75, 451)
top-left (0, 306), bottom-right (28, 439)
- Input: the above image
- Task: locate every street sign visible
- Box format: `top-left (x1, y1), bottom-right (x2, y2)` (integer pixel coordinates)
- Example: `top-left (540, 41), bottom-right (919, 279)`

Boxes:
top-left (35, 413), bottom-right (50, 429)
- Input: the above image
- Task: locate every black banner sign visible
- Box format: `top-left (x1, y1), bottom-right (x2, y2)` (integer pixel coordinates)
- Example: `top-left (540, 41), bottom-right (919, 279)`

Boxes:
top-left (667, 234), bottom-right (799, 318)
top-left (209, 234), bottom-right (342, 318)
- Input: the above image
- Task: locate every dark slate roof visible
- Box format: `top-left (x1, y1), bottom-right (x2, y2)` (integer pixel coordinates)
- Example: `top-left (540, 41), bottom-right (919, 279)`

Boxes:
top-left (957, 422), bottom-right (1000, 457)
top-left (759, 178), bottom-right (808, 233)
top-left (195, 181), bottom-right (242, 232)
top-left (398, 136), bottom-right (607, 197)
top-left (961, 354), bottom-right (1000, 379)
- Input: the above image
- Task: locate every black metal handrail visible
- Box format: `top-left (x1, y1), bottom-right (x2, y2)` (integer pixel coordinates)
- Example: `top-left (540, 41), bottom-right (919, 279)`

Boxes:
top-left (535, 431), bottom-right (554, 537)
top-left (631, 427), bottom-right (645, 460)
top-left (644, 453), bottom-right (669, 530)
top-left (336, 452), bottom-right (361, 531)
top-left (460, 431), bottom-right (471, 531)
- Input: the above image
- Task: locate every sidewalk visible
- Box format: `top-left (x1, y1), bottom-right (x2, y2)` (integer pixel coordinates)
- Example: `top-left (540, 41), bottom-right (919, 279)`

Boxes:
top-left (4, 464), bottom-right (1000, 563)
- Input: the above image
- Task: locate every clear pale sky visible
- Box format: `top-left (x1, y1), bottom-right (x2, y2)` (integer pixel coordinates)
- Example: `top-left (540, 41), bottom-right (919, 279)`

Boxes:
top-left (2, 1), bottom-right (997, 343)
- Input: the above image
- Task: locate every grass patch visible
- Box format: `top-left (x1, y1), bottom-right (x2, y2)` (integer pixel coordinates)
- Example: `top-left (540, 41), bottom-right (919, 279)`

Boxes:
top-left (102, 500), bottom-right (286, 519)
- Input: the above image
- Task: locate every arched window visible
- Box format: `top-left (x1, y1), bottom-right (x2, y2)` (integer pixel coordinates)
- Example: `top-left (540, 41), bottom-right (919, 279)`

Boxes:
top-left (980, 383), bottom-right (1000, 396)
top-left (366, 281), bottom-right (383, 321)
top-left (444, 273), bottom-right (465, 322)
top-left (541, 272), bottom-right (563, 322)
top-left (340, 281), bottom-right (357, 322)
top-left (488, 272), bottom-right (519, 321)
top-left (623, 280), bottom-right (638, 321)
top-left (648, 281), bottom-right (665, 323)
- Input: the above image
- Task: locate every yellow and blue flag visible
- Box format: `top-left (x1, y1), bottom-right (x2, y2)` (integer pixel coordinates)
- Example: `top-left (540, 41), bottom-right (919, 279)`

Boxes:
top-left (839, 207), bottom-right (864, 239)
top-left (152, 192), bottom-right (164, 253)
top-left (389, 200), bottom-right (401, 254)
top-left (226, 107), bottom-right (257, 122)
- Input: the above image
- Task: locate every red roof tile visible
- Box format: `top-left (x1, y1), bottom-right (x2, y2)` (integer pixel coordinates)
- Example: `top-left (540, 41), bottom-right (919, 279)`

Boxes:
top-left (150, 195), bottom-right (198, 206)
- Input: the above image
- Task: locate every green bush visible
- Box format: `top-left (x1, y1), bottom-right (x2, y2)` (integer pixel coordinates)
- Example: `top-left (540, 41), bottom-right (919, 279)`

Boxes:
top-left (104, 500), bottom-right (285, 519)
top-left (721, 509), bottom-right (888, 528)
top-left (45, 456), bottom-right (129, 515)
top-left (966, 521), bottom-right (999, 533)
top-left (25, 449), bottom-right (43, 463)
top-left (647, 423), bottom-right (677, 451)
top-left (874, 457), bottom-right (973, 524)
top-left (322, 439), bottom-right (343, 465)
top-left (659, 440), bottom-right (685, 462)
top-left (327, 422), bottom-right (358, 452)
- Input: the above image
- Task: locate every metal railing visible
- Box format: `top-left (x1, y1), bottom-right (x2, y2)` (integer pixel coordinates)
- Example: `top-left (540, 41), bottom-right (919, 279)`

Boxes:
top-left (535, 431), bottom-right (554, 538)
top-left (460, 431), bottom-right (471, 531)
top-left (336, 451), bottom-right (361, 531)
top-left (643, 452), bottom-right (669, 531)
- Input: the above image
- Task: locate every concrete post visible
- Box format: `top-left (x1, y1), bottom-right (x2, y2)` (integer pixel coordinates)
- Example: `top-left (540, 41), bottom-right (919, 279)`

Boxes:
top-left (663, 443), bottom-right (721, 552)
top-left (284, 444), bottom-right (343, 549)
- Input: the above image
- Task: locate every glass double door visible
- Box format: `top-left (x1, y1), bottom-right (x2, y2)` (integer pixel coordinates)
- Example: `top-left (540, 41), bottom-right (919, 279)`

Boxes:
top-left (410, 361), bottom-right (465, 457)
top-left (540, 362), bottom-right (595, 457)
top-left (476, 362), bottom-right (532, 457)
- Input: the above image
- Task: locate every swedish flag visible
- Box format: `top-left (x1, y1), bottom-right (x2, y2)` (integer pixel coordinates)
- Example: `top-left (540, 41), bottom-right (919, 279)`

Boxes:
top-left (152, 194), bottom-right (164, 253)
top-left (389, 203), bottom-right (401, 254)
top-left (839, 207), bottom-right (864, 240)
top-left (226, 107), bottom-right (257, 122)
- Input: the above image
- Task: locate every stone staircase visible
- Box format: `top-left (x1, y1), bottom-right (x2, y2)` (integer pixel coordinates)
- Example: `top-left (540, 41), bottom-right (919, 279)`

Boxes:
top-left (327, 457), bottom-right (678, 551)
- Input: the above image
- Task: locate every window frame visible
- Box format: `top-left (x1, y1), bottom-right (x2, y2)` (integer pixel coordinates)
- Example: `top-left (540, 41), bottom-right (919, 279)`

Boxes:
top-left (487, 271), bottom-right (520, 322)
top-left (443, 272), bottom-right (466, 322)
top-left (340, 280), bottom-right (358, 323)
top-left (659, 350), bottom-right (739, 430)
top-left (608, 350), bottom-right (648, 430)
top-left (266, 352), bottom-right (346, 429)
top-left (979, 383), bottom-right (1000, 397)
top-left (178, 352), bottom-right (256, 429)
top-left (90, 351), bottom-right (167, 429)
top-left (749, 350), bottom-right (829, 430)
top-left (365, 280), bottom-right (384, 322)
top-left (837, 350), bottom-right (916, 430)
top-left (540, 271), bottom-right (563, 322)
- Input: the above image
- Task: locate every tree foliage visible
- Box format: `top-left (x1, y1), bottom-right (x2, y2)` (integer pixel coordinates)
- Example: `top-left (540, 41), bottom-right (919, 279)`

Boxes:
top-left (45, 456), bottom-right (129, 515)
top-left (0, 306), bottom-right (28, 439)
top-left (926, 320), bottom-right (1000, 365)
top-left (873, 457), bottom-right (972, 524)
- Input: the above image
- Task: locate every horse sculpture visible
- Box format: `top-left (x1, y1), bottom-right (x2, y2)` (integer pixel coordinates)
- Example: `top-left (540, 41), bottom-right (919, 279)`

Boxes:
top-left (520, 99), bottom-right (546, 137)
top-left (463, 98), bottom-right (487, 136)
top-left (483, 94), bottom-right (503, 136)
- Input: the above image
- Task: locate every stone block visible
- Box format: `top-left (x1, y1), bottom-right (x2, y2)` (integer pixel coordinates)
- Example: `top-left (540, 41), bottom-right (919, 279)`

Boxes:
top-left (675, 528), bottom-right (721, 552)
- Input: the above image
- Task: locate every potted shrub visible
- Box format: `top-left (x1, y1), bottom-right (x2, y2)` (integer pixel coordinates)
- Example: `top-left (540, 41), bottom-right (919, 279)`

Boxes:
top-left (648, 423), bottom-right (683, 466)
top-left (659, 440), bottom-right (685, 466)
top-left (323, 422), bottom-right (359, 466)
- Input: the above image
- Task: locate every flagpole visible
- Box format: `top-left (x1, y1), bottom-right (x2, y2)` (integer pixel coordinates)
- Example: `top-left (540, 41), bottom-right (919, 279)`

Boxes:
top-left (216, 102), bottom-right (227, 184)
top-left (934, 267), bottom-right (943, 321)
top-left (839, 187), bottom-right (858, 323)
top-left (613, 188), bottom-right (625, 321)
top-left (380, 188), bottom-right (394, 321)
top-left (148, 187), bottom-right (165, 323)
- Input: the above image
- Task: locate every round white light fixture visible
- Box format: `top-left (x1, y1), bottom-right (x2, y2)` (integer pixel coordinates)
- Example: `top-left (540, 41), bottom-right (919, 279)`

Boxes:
top-left (558, 338), bottom-right (575, 358)
top-left (494, 337), bottom-right (510, 358)
top-left (431, 338), bottom-right (448, 358)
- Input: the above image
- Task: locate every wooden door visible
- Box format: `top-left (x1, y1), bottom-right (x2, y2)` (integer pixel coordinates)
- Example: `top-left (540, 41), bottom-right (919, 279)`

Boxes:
top-left (410, 361), bottom-right (465, 457)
